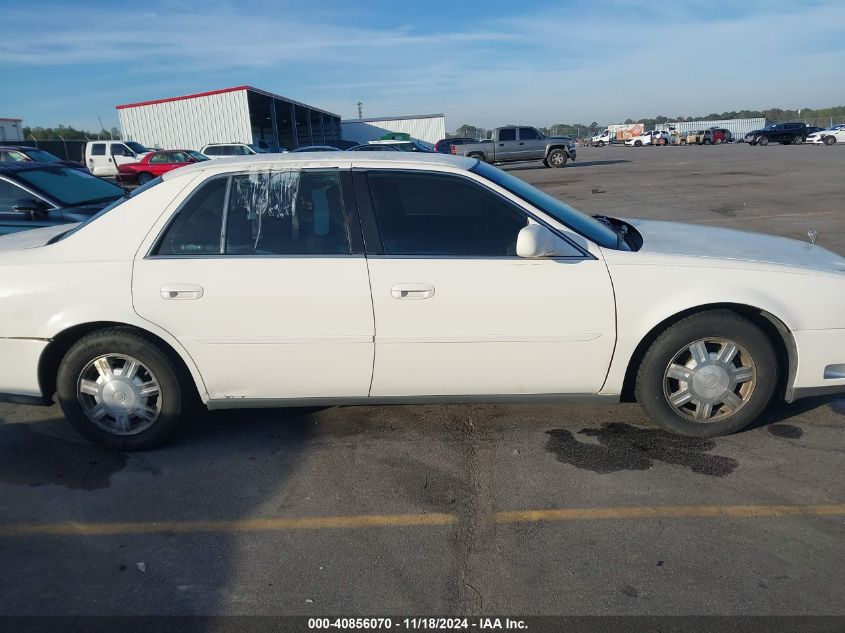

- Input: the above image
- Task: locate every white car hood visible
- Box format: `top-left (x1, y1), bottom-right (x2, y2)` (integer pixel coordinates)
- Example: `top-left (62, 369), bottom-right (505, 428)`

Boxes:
top-left (627, 219), bottom-right (845, 274)
top-left (0, 224), bottom-right (77, 252)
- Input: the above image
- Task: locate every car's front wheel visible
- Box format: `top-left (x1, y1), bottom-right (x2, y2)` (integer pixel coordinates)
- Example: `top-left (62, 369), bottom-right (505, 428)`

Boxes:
top-left (547, 149), bottom-right (567, 167)
top-left (823, 135), bottom-right (836, 146)
top-left (758, 137), bottom-right (769, 146)
top-left (635, 310), bottom-right (777, 437)
top-left (137, 172), bottom-right (154, 185)
top-left (57, 328), bottom-right (189, 449)
top-left (792, 135), bottom-right (804, 145)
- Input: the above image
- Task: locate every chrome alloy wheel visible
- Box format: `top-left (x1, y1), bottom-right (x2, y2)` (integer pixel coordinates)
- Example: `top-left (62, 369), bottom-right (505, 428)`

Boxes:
top-left (662, 338), bottom-right (756, 422)
top-left (550, 152), bottom-right (565, 165)
top-left (77, 354), bottom-right (162, 435)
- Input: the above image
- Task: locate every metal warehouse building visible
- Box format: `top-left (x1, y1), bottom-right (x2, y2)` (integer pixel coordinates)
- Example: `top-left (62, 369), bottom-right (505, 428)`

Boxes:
top-left (657, 118), bottom-right (767, 138)
top-left (341, 114), bottom-right (446, 146)
top-left (116, 86), bottom-right (341, 152)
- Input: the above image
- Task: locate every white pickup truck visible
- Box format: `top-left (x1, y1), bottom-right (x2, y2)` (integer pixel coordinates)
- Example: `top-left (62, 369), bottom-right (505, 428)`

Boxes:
top-left (85, 140), bottom-right (152, 177)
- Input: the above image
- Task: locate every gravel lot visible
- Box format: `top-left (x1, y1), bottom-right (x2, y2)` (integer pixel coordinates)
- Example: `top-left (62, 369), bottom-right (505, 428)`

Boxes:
top-left (1, 143), bottom-right (843, 623)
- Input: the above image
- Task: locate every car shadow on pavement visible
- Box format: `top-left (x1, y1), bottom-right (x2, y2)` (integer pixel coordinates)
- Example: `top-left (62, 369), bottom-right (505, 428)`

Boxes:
top-left (505, 159), bottom-right (631, 171)
top-left (743, 395), bottom-right (844, 434)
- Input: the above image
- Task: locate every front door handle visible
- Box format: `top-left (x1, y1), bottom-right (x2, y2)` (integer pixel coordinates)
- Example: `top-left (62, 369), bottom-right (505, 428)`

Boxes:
top-left (391, 283), bottom-right (435, 300)
top-left (161, 284), bottom-right (204, 300)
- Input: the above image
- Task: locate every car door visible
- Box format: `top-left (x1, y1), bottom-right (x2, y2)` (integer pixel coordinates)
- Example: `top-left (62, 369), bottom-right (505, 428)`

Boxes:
top-left (357, 169), bottom-right (616, 397)
top-left (494, 128), bottom-right (519, 161)
top-left (517, 127), bottom-right (545, 160)
top-left (111, 143), bottom-right (138, 172)
top-left (0, 177), bottom-right (59, 235)
top-left (132, 168), bottom-right (375, 402)
top-left (87, 142), bottom-right (111, 175)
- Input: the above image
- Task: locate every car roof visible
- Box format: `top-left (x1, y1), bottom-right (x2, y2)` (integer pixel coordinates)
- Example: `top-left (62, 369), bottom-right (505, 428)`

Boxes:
top-left (161, 151), bottom-right (478, 180)
top-left (0, 161), bottom-right (70, 174)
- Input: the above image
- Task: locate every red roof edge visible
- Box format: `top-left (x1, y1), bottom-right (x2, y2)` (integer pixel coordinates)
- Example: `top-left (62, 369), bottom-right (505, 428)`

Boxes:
top-left (115, 86), bottom-right (252, 110)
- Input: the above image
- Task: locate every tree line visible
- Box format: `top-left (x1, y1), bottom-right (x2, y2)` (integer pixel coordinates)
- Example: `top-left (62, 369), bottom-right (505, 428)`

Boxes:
top-left (452, 105), bottom-right (845, 139)
top-left (21, 124), bottom-right (121, 140)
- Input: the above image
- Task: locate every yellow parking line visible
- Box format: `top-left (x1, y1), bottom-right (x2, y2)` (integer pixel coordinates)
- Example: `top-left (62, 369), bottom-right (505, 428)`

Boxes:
top-left (0, 504), bottom-right (842, 537)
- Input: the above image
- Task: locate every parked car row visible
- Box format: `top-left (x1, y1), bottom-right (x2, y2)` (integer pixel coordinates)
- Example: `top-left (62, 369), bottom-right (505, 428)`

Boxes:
top-left (742, 122), bottom-right (829, 146)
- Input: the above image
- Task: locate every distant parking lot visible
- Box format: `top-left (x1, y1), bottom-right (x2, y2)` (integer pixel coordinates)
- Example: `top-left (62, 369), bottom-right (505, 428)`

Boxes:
top-left (1, 143), bottom-right (843, 620)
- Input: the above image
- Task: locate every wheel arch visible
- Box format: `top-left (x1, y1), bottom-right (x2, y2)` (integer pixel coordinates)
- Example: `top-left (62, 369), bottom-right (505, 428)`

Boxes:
top-left (38, 321), bottom-right (207, 405)
top-left (544, 144), bottom-right (571, 157)
top-left (619, 302), bottom-right (795, 403)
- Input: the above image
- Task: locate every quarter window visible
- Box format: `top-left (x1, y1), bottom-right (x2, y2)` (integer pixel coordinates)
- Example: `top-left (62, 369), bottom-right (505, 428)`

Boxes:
top-left (367, 171), bottom-right (529, 257)
top-left (225, 171), bottom-right (349, 255)
top-left (90, 143), bottom-right (106, 156)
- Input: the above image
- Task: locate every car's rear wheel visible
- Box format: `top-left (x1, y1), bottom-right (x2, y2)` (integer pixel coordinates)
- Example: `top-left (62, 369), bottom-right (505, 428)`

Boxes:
top-left (703, 138), bottom-right (711, 145)
top-left (680, 139), bottom-right (687, 145)
top-left (57, 328), bottom-right (189, 449)
top-left (792, 135), bottom-right (804, 145)
top-left (823, 135), bottom-right (836, 146)
top-left (758, 137), bottom-right (769, 146)
top-left (635, 310), bottom-right (777, 438)
top-left (137, 172), bottom-right (154, 185)
top-left (547, 149), bottom-right (567, 167)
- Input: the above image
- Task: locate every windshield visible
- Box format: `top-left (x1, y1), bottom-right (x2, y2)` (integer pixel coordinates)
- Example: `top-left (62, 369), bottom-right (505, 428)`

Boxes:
top-left (188, 151), bottom-right (210, 161)
top-left (125, 142), bottom-right (149, 154)
top-left (248, 145), bottom-right (268, 153)
top-left (54, 176), bottom-right (162, 243)
top-left (16, 167), bottom-right (123, 206)
top-left (25, 149), bottom-right (62, 162)
top-left (471, 162), bottom-right (620, 249)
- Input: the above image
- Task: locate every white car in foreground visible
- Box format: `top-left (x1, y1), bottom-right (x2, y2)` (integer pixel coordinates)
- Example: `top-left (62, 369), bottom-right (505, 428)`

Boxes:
top-left (1, 153), bottom-right (844, 449)
top-left (806, 124), bottom-right (845, 145)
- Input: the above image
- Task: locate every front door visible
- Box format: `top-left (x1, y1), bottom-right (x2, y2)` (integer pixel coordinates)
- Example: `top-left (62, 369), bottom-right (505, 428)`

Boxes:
top-left (517, 127), bottom-right (546, 160)
top-left (358, 169), bottom-right (616, 397)
top-left (132, 169), bottom-right (375, 402)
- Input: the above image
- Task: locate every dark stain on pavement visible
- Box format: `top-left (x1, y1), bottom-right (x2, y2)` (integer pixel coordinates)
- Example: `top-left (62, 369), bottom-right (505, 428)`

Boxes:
top-left (545, 423), bottom-right (737, 476)
top-left (710, 202), bottom-right (743, 217)
top-left (621, 585), bottom-right (639, 598)
top-left (830, 398), bottom-right (845, 415)
top-left (0, 423), bottom-right (126, 490)
top-left (767, 424), bottom-right (803, 439)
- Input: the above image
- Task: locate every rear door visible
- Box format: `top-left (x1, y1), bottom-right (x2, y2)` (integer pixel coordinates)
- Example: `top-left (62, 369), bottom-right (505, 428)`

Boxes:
top-left (357, 168), bottom-right (616, 397)
top-left (494, 128), bottom-right (519, 161)
top-left (132, 168), bottom-right (375, 403)
top-left (87, 143), bottom-right (111, 175)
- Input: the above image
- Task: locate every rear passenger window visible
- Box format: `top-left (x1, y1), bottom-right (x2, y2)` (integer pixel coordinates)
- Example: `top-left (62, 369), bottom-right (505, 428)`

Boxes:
top-left (498, 129), bottom-right (516, 141)
top-left (155, 178), bottom-right (227, 255)
top-left (225, 171), bottom-right (350, 255)
top-left (367, 171), bottom-right (528, 257)
top-left (91, 144), bottom-right (106, 156)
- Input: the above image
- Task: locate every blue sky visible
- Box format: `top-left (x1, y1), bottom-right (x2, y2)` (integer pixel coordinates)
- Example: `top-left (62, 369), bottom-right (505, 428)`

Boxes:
top-left (3, 0), bottom-right (844, 133)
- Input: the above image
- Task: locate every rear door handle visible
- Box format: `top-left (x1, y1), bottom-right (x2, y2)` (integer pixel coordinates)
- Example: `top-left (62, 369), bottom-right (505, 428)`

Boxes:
top-left (391, 283), bottom-right (435, 300)
top-left (161, 284), bottom-right (204, 300)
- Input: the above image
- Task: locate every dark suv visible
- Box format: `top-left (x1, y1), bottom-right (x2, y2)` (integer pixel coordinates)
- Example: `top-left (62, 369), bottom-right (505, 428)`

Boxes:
top-left (744, 122), bottom-right (808, 146)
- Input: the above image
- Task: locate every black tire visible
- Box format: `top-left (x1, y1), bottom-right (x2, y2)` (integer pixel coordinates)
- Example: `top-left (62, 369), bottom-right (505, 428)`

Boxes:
top-left (542, 158), bottom-right (550, 167)
top-left (597, 141), bottom-right (605, 147)
top-left (634, 310), bottom-right (778, 438)
top-left (634, 140), bottom-right (642, 147)
top-left (792, 135), bottom-right (804, 145)
top-left (758, 136), bottom-right (769, 146)
top-left (57, 327), bottom-right (190, 450)
top-left (547, 149), bottom-right (567, 168)
top-left (823, 135), bottom-right (836, 146)
top-left (468, 152), bottom-right (486, 163)
top-left (680, 139), bottom-right (687, 145)
top-left (137, 172), bottom-right (153, 185)
top-left (703, 138), bottom-right (711, 145)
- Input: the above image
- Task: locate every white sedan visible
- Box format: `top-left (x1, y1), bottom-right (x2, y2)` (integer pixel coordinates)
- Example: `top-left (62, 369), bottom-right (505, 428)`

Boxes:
top-left (1, 153), bottom-right (844, 449)
top-left (806, 124), bottom-right (845, 145)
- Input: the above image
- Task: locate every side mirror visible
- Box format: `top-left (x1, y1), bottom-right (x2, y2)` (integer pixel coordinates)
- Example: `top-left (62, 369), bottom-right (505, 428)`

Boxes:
top-left (13, 198), bottom-right (48, 214)
top-left (517, 223), bottom-right (558, 258)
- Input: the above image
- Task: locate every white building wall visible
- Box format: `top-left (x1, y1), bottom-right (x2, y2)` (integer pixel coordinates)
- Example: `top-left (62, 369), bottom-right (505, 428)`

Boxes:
top-left (341, 115), bottom-right (446, 145)
top-left (118, 90), bottom-right (253, 150)
top-left (0, 118), bottom-right (24, 142)
top-left (656, 118), bottom-right (767, 138)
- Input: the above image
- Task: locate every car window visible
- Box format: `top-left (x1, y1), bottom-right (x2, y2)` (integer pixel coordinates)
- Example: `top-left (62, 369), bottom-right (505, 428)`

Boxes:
top-left (155, 177), bottom-right (228, 255)
top-left (519, 128), bottom-right (541, 140)
top-left (15, 167), bottom-right (123, 206)
top-left (225, 171), bottom-right (349, 255)
top-left (498, 129), bottom-right (517, 142)
top-left (4, 150), bottom-right (29, 162)
top-left (171, 152), bottom-right (189, 163)
top-left (367, 171), bottom-right (530, 257)
top-left (90, 143), bottom-right (106, 156)
top-left (203, 146), bottom-right (218, 155)
top-left (149, 153), bottom-right (169, 164)
top-left (0, 179), bottom-right (28, 211)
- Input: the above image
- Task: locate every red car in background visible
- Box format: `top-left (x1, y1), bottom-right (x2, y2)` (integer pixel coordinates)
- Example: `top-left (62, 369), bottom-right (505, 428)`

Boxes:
top-left (118, 150), bottom-right (209, 185)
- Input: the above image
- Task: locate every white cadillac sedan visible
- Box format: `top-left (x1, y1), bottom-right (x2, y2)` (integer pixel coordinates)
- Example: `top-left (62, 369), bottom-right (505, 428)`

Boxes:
top-left (1, 153), bottom-right (844, 449)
